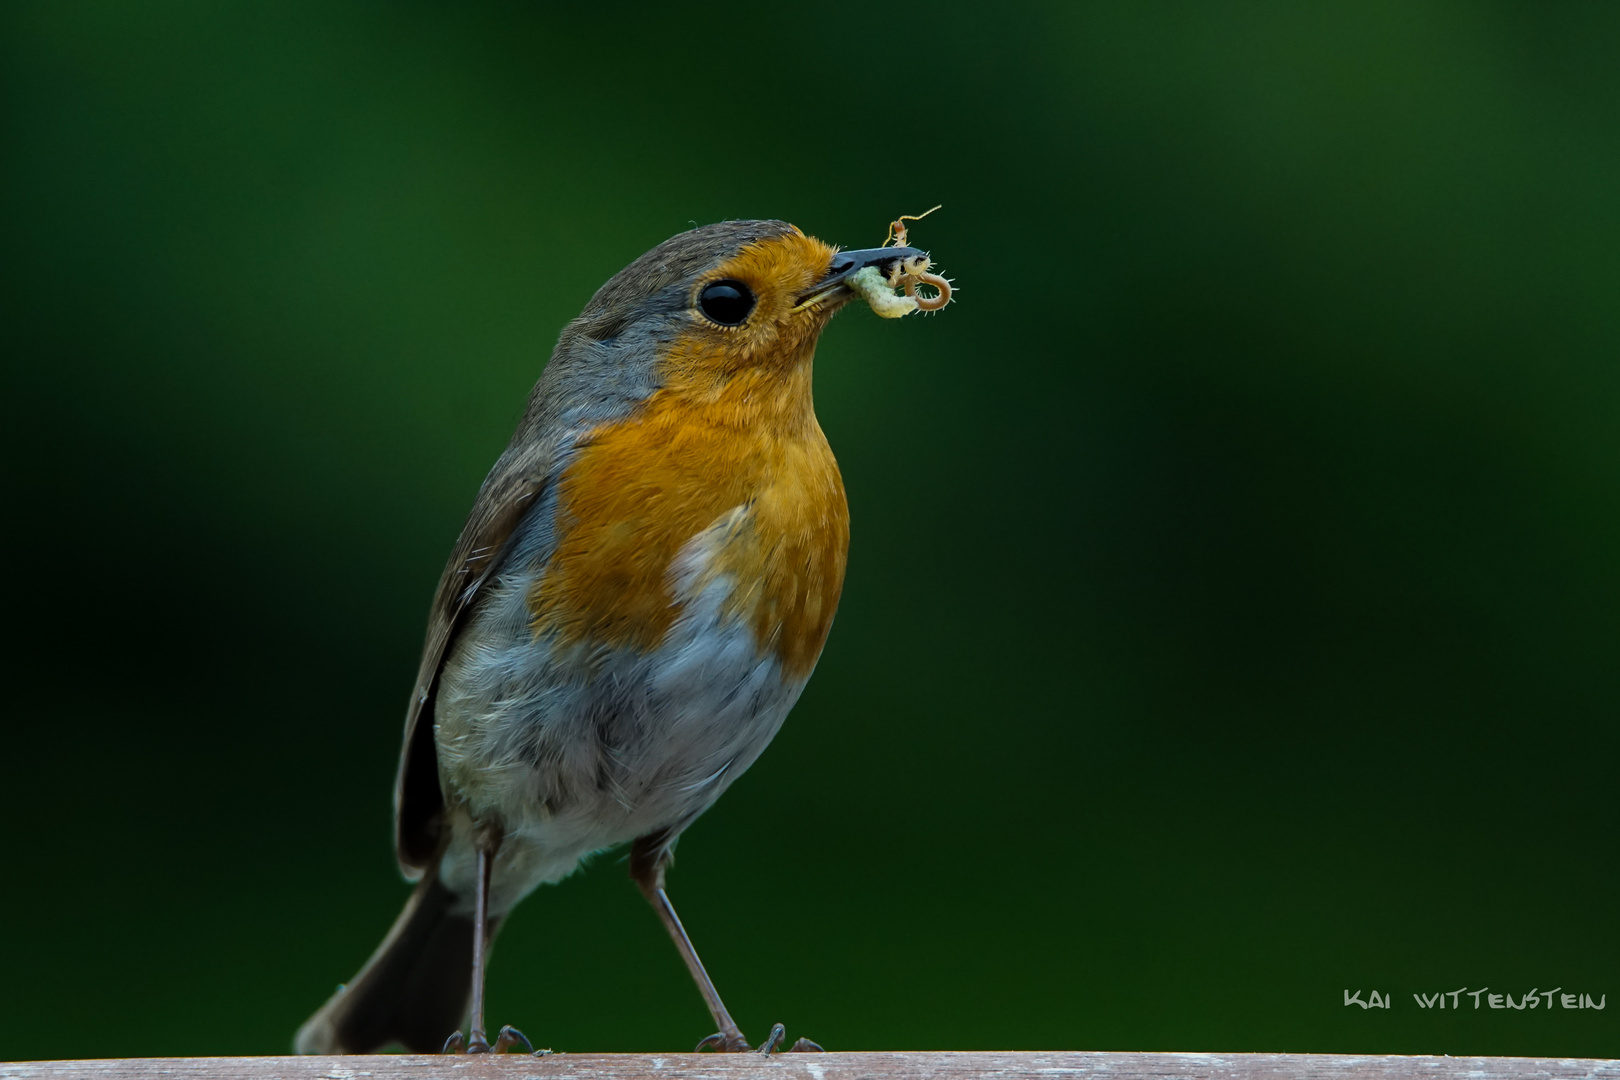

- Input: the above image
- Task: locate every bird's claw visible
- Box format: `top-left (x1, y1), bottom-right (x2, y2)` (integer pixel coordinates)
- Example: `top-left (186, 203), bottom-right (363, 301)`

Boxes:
top-left (442, 1026), bottom-right (531, 1054)
top-left (695, 1031), bottom-right (750, 1052)
top-left (694, 1023), bottom-right (822, 1054)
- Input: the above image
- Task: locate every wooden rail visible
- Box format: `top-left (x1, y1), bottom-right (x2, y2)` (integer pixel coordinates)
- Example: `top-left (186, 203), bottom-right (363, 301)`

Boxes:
top-left (3, 1052), bottom-right (1618, 1080)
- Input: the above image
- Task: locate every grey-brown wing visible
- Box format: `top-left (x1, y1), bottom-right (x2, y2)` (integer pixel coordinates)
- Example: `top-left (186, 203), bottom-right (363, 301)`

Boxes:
top-left (392, 442), bottom-right (552, 875)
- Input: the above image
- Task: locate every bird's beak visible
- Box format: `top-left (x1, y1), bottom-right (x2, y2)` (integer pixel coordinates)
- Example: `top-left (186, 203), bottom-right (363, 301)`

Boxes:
top-left (795, 245), bottom-right (928, 309)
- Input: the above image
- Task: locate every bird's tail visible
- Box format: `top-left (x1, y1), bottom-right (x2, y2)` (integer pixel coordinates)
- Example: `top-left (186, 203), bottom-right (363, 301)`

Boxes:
top-left (295, 869), bottom-right (496, 1054)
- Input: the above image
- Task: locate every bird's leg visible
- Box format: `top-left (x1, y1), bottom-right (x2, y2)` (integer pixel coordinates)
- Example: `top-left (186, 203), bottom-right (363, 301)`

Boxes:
top-left (451, 843), bottom-right (496, 1052)
top-left (629, 835), bottom-right (746, 1050)
top-left (469, 843), bottom-right (496, 1051)
top-left (443, 837), bottom-right (532, 1054)
top-left (629, 832), bottom-right (821, 1054)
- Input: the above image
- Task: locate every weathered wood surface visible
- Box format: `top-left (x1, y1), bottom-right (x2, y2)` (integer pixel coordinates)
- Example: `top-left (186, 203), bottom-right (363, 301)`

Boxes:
top-left (3, 1053), bottom-right (1618, 1080)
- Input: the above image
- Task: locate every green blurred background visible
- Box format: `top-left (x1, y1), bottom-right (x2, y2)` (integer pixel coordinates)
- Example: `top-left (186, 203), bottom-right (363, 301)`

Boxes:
top-left (4, 0), bottom-right (1617, 1062)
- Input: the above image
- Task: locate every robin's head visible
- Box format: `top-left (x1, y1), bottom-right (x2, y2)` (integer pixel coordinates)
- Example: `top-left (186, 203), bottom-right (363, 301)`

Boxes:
top-left (531, 221), bottom-right (926, 426)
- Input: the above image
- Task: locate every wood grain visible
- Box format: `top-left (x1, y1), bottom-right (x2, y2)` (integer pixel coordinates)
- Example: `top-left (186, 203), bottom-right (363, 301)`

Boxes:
top-left (3, 1052), bottom-right (1618, 1080)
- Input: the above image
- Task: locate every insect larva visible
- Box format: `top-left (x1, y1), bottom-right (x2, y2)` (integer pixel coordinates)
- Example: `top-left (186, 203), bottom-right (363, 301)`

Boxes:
top-left (903, 271), bottom-right (952, 312)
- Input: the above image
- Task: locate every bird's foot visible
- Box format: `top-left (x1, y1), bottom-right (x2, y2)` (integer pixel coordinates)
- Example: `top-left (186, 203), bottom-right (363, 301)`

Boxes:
top-left (694, 1030), bottom-right (749, 1053)
top-left (443, 1025), bottom-right (533, 1054)
top-left (695, 1023), bottom-right (822, 1054)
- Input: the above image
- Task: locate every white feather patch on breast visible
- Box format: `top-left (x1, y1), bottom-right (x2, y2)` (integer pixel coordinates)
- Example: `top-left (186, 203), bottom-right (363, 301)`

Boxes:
top-left (433, 504), bottom-right (807, 913)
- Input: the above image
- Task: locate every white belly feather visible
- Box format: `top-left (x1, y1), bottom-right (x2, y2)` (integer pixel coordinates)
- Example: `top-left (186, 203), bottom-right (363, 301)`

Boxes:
top-left (432, 505), bottom-right (807, 915)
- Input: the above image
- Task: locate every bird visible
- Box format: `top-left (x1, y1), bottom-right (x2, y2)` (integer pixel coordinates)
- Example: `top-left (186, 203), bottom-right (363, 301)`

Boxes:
top-left (294, 219), bottom-right (934, 1056)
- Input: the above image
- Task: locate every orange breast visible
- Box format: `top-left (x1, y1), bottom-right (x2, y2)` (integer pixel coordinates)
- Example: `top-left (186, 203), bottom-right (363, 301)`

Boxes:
top-left (528, 355), bottom-right (849, 681)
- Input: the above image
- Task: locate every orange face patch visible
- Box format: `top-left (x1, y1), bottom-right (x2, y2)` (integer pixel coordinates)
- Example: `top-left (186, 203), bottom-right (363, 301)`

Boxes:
top-left (660, 229), bottom-right (844, 389)
top-left (528, 232), bottom-right (852, 680)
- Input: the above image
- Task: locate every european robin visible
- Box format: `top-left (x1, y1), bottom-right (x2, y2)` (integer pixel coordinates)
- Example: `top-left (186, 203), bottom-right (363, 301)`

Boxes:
top-left (294, 220), bottom-right (941, 1055)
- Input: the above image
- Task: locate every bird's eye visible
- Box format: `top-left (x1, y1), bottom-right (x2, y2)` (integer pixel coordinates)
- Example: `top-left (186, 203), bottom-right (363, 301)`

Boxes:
top-left (698, 280), bottom-right (755, 326)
